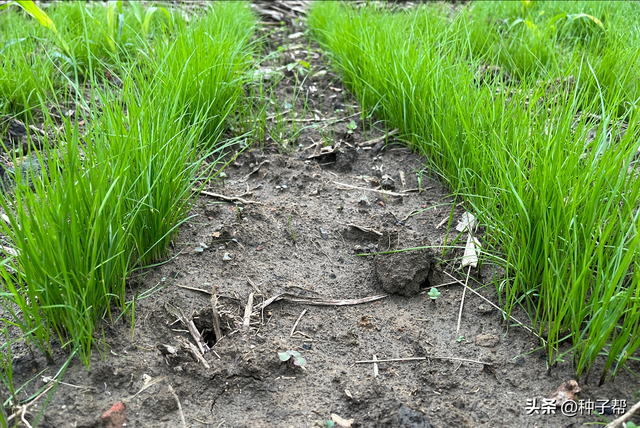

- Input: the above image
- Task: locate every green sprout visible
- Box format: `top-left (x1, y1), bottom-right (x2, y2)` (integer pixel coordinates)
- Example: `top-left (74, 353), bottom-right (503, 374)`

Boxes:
top-left (346, 120), bottom-right (357, 134)
top-left (456, 335), bottom-right (465, 342)
top-left (278, 350), bottom-right (306, 367)
top-left (288, 215), bottom-right (297, 243)
top-left (428, 287), bottom-right (440, 301)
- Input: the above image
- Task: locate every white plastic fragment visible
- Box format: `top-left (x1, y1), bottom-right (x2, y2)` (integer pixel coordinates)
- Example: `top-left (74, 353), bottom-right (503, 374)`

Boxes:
top-left (456, 212), bottom-right (477, 232)
top-left (461, 234), bottom-right (481, 268)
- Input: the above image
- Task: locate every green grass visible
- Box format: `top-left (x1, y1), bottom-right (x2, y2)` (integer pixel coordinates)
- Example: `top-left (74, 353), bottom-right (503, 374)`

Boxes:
top-left (0, 1), bottom-right (183, 120)
top-left (0, 0), bottom-right (256, 396)
top-left (308, 1), bottom-right (640, 383)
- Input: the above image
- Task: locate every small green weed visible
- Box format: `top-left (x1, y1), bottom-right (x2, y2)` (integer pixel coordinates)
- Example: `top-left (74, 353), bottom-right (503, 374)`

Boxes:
top-left (278, 350), bottom-right (306, 367)
top-left (427, 288), bottom-right (441, 301)
top-left (346, 120), bottom-right (357, 135)
top-left (288, 215), bottom-right (297, 243)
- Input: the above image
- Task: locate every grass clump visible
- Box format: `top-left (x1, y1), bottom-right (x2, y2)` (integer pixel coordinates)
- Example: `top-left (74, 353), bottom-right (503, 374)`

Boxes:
top-left (309, 1), bottom-right (640, 383)
top-left (0, 1), bottom-right (256, 371)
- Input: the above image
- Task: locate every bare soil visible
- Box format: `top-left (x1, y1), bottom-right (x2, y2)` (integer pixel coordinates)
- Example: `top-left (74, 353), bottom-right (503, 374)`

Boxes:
top-left (3, 6), bottom-right (640, 428)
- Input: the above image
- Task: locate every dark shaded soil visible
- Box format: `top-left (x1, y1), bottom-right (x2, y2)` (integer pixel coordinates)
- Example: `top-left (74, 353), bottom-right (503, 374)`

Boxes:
top-left (2, 5), bottom-right (640, 428)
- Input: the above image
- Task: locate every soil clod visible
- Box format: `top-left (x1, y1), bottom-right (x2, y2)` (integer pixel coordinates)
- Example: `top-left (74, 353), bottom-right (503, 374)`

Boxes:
top-left (474, 333), bottom-right (500, 348)
top-left (374, 248), bottom-right (434, 296)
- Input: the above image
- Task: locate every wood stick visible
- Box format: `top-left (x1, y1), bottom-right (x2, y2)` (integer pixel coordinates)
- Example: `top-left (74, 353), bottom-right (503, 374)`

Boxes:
top-left (210, 286), bottom-right (222, 343)
top-left (182, 339), bottom-right (210, 369)
top-left (442, 270), bottom-right (537, 337)
top-left (355, 356), bottom-right (492, 365)
top-left (168, 385), bottom-right (187, 428)
top-left (243, 160), bottom-right (270, 180)
top-left (372, 355), bottom-right (379, 378)
top-left (435, 216), bottom-right (449, 229)
top-left (605, 399), bottom-right (640, 428)
top-left (196, 190), bottom-right (261, 205)
top-left (177, 284), bottom-right (212, 295)
top-left (260, 292), bottom-right (388, 310)
top-left (290, 308), bottom-right (308, 337)
top-left (346, 223), bottom-right (383, 236)
top-left (357, 129), bottom-right (399, 147)
top-left (178, 308), bottom-right (209, 355)
top-left (243, 293), bottom-right (254, 332)
top-left (456, 266), bottom-right (471, 335)
top-left (332, 181), bottom-right (404, 197)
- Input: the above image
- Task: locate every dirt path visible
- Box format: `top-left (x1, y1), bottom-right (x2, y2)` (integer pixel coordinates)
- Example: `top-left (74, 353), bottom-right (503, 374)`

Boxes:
top-left (5, 5), bottom-right (640, 428)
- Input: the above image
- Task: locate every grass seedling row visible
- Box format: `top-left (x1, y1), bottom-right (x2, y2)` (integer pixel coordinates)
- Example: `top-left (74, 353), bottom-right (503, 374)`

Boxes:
top-left (0, 0), bottom-right (257, 418)
top-left (308, 0), bottom-right (640, 384)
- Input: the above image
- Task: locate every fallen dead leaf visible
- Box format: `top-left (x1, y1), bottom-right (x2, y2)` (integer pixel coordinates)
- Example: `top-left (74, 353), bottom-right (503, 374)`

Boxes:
top-left (549, 380), bottom-right (581, 405)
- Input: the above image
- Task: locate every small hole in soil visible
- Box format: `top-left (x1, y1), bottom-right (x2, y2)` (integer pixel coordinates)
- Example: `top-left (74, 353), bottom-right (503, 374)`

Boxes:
top-left (192, 307), bottom-right (231, 348)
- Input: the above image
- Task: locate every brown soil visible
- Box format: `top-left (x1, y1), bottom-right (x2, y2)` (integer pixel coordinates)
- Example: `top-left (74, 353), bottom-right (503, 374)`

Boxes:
top-left (3, 6), bottom-right (640, 428)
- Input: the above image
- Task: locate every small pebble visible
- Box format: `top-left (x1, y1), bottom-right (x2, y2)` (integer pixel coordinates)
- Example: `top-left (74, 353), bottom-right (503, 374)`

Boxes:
top-left (319, 227), bottom-right (329, 240)
top-left (223, 253), bottom-right (232, 261)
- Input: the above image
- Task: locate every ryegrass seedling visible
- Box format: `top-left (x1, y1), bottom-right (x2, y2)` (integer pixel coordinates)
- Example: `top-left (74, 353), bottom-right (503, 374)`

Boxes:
top-left (308, 1), bottom-right (640, 382)
top-left (0, 1), bottom-right (257, 370)
top-left (288, 215), bottom-right (297, 243)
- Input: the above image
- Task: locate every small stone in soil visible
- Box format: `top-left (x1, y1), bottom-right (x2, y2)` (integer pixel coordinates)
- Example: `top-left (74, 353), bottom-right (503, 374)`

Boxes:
top-left (478, 304), bottom-right (493, 315)
top-left (223, 253), bottom-right (232, 261)
top-left (101, 401), bottom-right (126, 428)
top-left (319, 227), bottom-right (329, 240)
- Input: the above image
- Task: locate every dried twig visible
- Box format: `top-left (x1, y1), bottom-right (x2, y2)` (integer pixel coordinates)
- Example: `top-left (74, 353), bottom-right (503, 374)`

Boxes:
top-left (345, 223), bottom-right (383, 236)
top-left (356, 129), bottom-right (399, 147)
top-left (290, 308), bottom-right (308, 337)
top-left (247, 278), bottom-right (261, 294)
top-left (456, 266), bottom-right (472, 335)
top-left (332, 181), bottom-right (404, 197)
top-left (243, 160), bottom-right (270, 180)
top-left (605, 399), bottom-right (640, 428)
top-left (210, 286), bottom-right (222, 343)
top-left (129, 376), bottom-right (168, 400)
top-left (442, 271), bottom-right (537, 337)
top-left (168, 385), bottom-right (187, 428)
top-left (177, 284), bottom-right (212, 295)
top-left (372, 355), bottom-right (379, 378)
top-left (178, 308), bottom-right (209, 355)
top-left (400, 210), bottom-right (420, 222)
top-left (196, 189), bottom-right (261, 205)
top-left (355, 356), bottom-right (493, 365)
top-left (6, 380), bottom-right (56, 426)
top-left (307, 142), bottom-right (342, 160)
top-left (435, 216), bottom-right (449, 229)
top-left (181, 338), bottom-right (210, 369)
top-left (260, 293), bottom-right (388, 310)
top-left (243, 293), bottom-right (254, 332)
